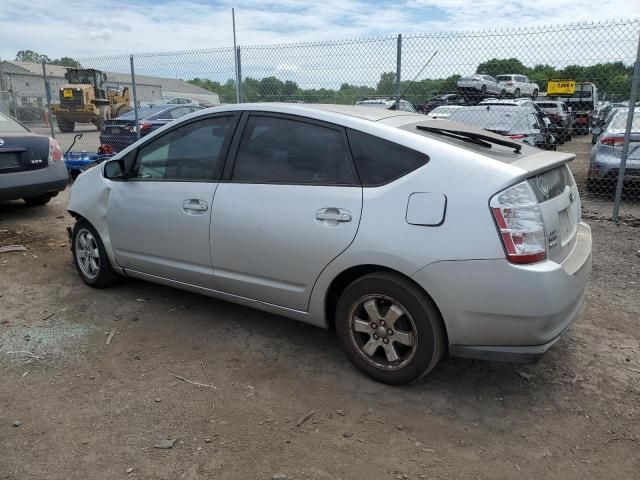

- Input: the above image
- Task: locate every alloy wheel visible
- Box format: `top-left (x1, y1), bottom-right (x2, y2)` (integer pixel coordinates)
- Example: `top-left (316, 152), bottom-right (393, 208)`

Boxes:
top-left (75, 228), bottom-right (100, 280)
top-left (348, 295), bottom-right (418, 371)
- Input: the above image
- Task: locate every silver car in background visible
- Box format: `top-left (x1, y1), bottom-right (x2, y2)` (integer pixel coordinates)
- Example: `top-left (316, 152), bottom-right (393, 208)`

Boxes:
top-left (67, 103), bottom-right (591, 384)
top-left (588, 108), bottom-right (640, 191)
top-left (457, 74), bottom-right (506, 97)
top-left (428, 105), bottom-right (464, 119)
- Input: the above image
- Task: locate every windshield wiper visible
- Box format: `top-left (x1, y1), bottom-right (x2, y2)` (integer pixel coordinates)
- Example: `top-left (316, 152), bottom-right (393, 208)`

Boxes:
top-left (416, 125), bottom-right (522, 154)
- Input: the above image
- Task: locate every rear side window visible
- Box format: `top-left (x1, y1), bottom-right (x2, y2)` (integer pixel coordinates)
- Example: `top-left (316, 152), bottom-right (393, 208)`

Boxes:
top-left (347, 129), bottom-right (428, 186)
top-left (232, 115), bottom-right (355, 185)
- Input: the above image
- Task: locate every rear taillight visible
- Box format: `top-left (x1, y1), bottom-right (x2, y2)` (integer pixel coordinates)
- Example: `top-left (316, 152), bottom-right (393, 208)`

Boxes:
top-left (506, 81), bottom-right (513, 86)
top-left (48, 138), bottom-right (63, 162)
top-left (139, 122), bottom-right (152, 135)
top-left (508, 134), bottom-right (526, 140)
top-left (490, 181), bottom-right (546, 265)
top-left (600, 135), bottom-right (624, 146)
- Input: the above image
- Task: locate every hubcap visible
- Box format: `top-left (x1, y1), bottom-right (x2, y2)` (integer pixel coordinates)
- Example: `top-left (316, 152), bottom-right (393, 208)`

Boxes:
top-left (348, 295), bottom-right (418, 371)
top-left (75, 228), bottom-right (100, 280)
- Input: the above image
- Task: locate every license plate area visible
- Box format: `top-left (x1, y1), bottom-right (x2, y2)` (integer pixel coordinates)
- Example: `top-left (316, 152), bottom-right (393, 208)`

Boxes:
top-left (110, 127), bottom-right (121, 134)
top-left (0, 152), bottom-right (22, 171)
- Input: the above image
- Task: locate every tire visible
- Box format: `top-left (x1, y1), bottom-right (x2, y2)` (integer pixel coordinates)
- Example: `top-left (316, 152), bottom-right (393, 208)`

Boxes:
top-left (532, 89), bottom-right (539, 98)
top-left (58, 118), bottom-right (75, 133)
top-left (480, 85), bottom-right (487, 94)
top-left (499, 89), bottom-right (506, 99)
top-left (335, 272), bottom-right (446, 385)
top-left (23, 195), bottom-right (51, 206)
top-left (72, 219), bottom-right (121, 288)
top-left (514, 88), bottom-right (520, 98)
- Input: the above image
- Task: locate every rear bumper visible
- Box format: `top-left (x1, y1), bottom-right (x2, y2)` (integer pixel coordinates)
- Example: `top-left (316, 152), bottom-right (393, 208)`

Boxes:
top-left (411, 222), bottom-right (592, 363)
top-left (0, 161), bottom-right (68, 201)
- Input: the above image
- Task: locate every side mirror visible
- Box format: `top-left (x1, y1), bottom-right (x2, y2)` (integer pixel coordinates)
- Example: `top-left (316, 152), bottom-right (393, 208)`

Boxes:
top-left (104, 159), bottom-right (127, 180)
top-left (591, 127), bottom-right (602, 136)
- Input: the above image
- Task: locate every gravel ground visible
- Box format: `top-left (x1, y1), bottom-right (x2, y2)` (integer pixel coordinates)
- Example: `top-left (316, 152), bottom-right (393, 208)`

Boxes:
top-left (1, 136), bottom-right (639, 479)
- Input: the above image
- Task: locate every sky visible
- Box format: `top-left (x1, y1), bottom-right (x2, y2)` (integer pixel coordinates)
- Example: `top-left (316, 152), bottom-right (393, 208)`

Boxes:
top-left (1, 0), bottom-right (639, 60)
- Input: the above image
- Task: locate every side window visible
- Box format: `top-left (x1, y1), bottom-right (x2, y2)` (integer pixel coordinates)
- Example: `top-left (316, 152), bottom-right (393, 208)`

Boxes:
top-left (527, 114), bottom-right (541, 130)
top-left (134, 116), bottom-right (233, 181)
top-left (347, 129), bottom-right (428, 186)
top-left (232, 115), bottom-right (354, 185)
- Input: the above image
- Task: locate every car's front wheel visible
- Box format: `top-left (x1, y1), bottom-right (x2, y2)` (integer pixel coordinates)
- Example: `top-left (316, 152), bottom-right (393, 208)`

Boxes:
top-left (72, 219), bottom-right (121, 288)
top-left (335, 272), bottom-right (445, 385)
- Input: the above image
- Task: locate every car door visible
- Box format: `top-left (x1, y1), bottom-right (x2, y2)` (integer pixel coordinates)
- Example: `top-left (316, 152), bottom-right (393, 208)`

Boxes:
top-left (106, 113), bottom-right (237, 287)
top-left (485, 75), bottom-right (501, 94)
top-left (211, 112), bottom-right (362, 311)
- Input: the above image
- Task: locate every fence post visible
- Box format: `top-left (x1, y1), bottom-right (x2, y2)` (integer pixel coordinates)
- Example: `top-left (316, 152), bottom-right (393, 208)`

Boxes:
top-left (129, 55), bottom-right (140, 141)
top-left (612, 32), bottom-right (640, 222)
top-left (395, 34), bottom-right (402, 100)
top-left (41, 60), bottom-right (55, 139)
top-left (232, 8), bottom-right (240, 104)
top-left (237, 46), bottom-right (243, 103)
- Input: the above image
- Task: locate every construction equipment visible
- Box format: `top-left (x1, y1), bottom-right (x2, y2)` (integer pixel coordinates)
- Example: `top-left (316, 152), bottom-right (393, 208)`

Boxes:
top-left (51, 68), bottom-right (132, 133)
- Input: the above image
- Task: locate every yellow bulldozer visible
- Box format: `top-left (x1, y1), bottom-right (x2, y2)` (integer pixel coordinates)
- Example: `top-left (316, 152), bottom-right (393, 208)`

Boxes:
top-left (51, 68), bottom-right (132, 133)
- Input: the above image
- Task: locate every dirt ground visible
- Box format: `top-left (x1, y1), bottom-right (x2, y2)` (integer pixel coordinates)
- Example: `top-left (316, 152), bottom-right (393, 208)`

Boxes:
top-left (1, 136), bottom-right (639, 480)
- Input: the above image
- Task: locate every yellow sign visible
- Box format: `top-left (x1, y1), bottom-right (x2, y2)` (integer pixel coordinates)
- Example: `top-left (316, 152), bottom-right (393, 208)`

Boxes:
top-left (547, 79), bottom-right (576, 95)
top-left (63, 89), bottom-right (73, 98)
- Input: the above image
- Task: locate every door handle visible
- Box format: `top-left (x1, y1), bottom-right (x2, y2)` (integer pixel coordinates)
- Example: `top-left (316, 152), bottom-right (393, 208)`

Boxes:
top-left (315, 209), bottom-right (351, 222)
top-left (182, 199), bottom-right (208, 212)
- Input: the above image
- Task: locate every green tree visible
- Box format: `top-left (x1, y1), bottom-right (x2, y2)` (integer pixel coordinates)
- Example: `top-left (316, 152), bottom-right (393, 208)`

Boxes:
top-left (15, 50), bottom-right (51, 63)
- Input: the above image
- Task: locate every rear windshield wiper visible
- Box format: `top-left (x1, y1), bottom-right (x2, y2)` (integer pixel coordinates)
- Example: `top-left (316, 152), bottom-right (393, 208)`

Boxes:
top-left (416, 125), bottom-right (522, 154)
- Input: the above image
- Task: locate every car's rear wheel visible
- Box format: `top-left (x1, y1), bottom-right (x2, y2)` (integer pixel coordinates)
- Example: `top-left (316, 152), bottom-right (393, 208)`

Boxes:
top-left (335, 272), bottom-right (445, 385)
top-left (23, 195), bottom-right (51, 206)
top-left (532, 89), bottom-right (539, 98)
top-left (499, 89), bottom-right (507, 98)
top-left (480, 85), bottom-right (487, 94)
top-left (72, 219), bottom-right (121, 288)
top-left (514, 88), bottom-right (521, 98)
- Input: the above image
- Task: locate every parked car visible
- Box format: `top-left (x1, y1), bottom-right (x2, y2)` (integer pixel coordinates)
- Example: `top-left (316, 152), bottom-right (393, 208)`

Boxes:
top-left (477, 99), bottom-right (558, 148)
top-left (68, 103), bottom-right (591, 385)
top-left (535, 100), bottom-right (573, 142)
top-left (591, 106), bottom-right (622, 144)
top-left (587, 108), bottom-right (640, 192)
top-left (428, 105), bottom-right (464, 119)
top-left (417, 93), bottom-right (466, 114)
top-left (99, 104), bottom-right (203, 152)
top-left (496, 74), bottom-right (540, 98)
top-left (448, 105), bottom-right (549, 149)
top-left (355, 97), bottom-right (417, 113)
top-left (457, 74), bottom-right (506, 97)
top-left (0, 111), bottom-right (68, 205)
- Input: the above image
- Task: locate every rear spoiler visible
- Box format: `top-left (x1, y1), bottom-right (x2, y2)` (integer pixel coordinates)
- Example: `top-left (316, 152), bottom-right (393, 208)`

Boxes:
top-left (511, 151), bottom-right (575, 176)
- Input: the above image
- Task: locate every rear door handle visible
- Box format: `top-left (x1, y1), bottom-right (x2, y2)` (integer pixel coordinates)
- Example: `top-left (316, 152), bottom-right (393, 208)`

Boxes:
top-left (315, 209), bottom-right (351, 222)
top-left (182, 199), bottom-right (208, 212)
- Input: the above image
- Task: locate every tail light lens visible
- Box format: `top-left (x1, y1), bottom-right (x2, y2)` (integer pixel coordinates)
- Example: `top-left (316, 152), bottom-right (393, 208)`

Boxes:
top-left (508, 134), bottom-right (526, 140)
top-left (48, 138), bottom-right (63, 162)
top-left (139, 122), bottom-right (152, 136)
top-left (600, 135), bottom-right (624, 146)
top-left (506, 81), bottom-right (513, 86)
top-left (490, 181), bottom-right (546, 264)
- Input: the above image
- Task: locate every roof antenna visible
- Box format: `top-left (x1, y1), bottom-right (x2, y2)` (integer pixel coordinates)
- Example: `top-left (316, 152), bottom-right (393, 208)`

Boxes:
top-left (392, 51), bottom-right (438, 110)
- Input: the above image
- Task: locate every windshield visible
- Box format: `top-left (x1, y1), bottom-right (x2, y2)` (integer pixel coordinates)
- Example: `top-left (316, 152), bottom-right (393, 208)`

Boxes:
top-left (0, 112), bottom-right (29, 133)
top-left (116, 106), bottom-right (166, 120)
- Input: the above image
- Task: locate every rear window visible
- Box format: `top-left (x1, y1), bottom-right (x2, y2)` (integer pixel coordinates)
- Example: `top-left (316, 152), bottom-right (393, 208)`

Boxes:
top-left (528, 165), bottom-right (574, 203)
top-left (347, 129), bottom-right (428, 186)
top-left (117, 106), bottom-right (166, 120)
top-left (609, 111), bottom-right (640, 131)
top-left (0, 112), bottom-right (29, 133)
top-left (496, 75), bottom-right (512, 82)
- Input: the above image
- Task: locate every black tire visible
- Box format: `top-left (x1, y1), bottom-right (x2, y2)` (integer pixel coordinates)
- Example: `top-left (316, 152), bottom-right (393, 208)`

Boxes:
top-left (58, 118), bottom-right (75, 133)
top-left (514, 88), bottom-right (520, 98)
top-left (23, 195), bottom-right (51, 206)
top-left (71, 219), bottom-right (121, 288)
top-left (499, 89), bottom-right (506, 99)
top-left (532, 89), bottom-right (539, 98)
top-left (480, 85), bottom-right (487, 94)
top-left (335, 272), bottom-right (446, 385)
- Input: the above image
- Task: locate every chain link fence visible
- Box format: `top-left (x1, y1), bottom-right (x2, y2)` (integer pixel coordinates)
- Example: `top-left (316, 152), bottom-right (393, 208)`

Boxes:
top-left (1, 19), bottom-right (639, 218)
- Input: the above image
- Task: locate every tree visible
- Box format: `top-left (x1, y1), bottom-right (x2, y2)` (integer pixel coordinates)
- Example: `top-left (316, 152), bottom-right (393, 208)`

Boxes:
top-left (476, 58), bottom-right (527, 78)
top-left (14, 50), bottom-right (81, 68)
top-left (15, 50), bottom-right (51, 63)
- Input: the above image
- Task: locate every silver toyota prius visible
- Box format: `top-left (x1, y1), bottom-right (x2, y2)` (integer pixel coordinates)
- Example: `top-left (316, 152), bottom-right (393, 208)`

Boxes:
top-left (67, 103), bottom-right (592, 384)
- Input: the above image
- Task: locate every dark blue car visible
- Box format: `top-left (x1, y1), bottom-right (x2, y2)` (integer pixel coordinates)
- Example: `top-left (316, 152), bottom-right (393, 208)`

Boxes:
top-left (99, 104), bottom-right (202, 152)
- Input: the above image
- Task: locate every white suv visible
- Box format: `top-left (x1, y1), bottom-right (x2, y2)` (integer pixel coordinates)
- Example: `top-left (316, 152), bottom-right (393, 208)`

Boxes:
top-left (496, 74), bottom-right (540, 98)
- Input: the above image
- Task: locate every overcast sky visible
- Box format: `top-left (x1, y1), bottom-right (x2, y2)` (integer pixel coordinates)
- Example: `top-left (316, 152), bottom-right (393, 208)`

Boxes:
top-left (1, 0), bottom-right (639, 60)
